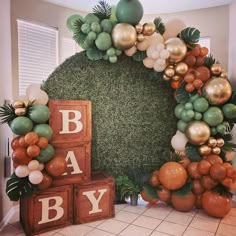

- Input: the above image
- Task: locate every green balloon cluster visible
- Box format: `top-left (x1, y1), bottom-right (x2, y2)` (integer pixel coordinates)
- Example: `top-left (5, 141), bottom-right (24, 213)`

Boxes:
top-left (175, 94), bottom-right (236, 135)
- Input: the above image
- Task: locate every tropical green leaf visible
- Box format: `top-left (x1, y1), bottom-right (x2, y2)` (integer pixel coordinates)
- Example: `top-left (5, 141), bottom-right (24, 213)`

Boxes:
top-left (185, 143), bottom-right (202, 162)
top-left (86, 48), bottom-right (105, 61)
top-left (67, 15), bottom-right (84, 32)
top-left (222, 142), bottom-right (236, 152)
top-left (175, 82), bottom-right (191, 104)
top-left (0, 104), bottom-right (17, 125)
top-left (143, 184), bottom-right (158, 199)
top-left (6, 173), bottom-right (37, 201)
top-left (178, 27), bottom-right (200, 49)
top-left (229, 91), bottom-right (236, 105)
top-left (132, 51), bottom-right (147, 62)
top-left (153, 17), bottom-right (165, 35)
top-left (173, 181), bottom-right (192, 197)
top-left (204, 54), bottom-right (219, 69)
top-left (93, 1), bottom-right (112, 20)
top-left (73, 32), bottom-right (87, 49)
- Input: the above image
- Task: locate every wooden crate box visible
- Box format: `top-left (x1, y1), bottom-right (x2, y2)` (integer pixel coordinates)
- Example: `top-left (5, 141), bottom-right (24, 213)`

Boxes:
top-left (20, 185), bottom-right (73, 236)
top-left (49, 100), bottom-right (92, 146)
top-left (52, 142), bottom-right (91, 186)
top-left (74, 172), bottom-right (115, 224)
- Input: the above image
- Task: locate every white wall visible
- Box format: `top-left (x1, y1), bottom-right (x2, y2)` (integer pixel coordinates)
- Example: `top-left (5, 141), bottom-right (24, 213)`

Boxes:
top-left (0, 0), bottom-right (14, 222)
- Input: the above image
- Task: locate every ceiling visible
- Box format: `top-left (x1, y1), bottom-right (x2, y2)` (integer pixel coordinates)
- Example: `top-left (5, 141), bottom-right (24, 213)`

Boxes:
top-left (43, 0), bottom-right (235, 14)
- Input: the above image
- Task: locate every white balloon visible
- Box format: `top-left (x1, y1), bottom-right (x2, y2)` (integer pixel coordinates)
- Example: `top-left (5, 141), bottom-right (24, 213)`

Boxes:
top-left (136, 39), bottom-right (149, 51)
top-left (163, 18), bottom-right (186, 40)
top-left (28, 170), bottom-right (43, 185)
top-left (143, 57), bottom-right (155, 69)
top-left (28, 89), bottom-right (49, 105)
top-left (147, 32), bottom-right (164, 46)
top-left (171, 131), bottom-right (188, 152)
top-left (160, 49), bottom-right (170, 59)
top-left (15, 165), bottom-right (30, 178)
top-left (146, 45), bottom-right (156, 58)
top-left (156, 43), bottom-right (165, 52)
top-left (38, 163), bottom-right (45, 171)
top-left (125, 46), bottom-right (137, 57)
top-left (156, 58), bottom-right (166, 66)
top-left (151, 51), bottom-right (160, 60)
top-left (154, 61), bottom-right (167, 72)
top-left (28, 160), bottom-right (40, 171)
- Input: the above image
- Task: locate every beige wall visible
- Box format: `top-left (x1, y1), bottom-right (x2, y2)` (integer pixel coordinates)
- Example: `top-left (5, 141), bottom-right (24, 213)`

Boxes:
top-left (143, 5), bottom-right (229, 70)
top-left (0, 0), bottom-right (14, 222)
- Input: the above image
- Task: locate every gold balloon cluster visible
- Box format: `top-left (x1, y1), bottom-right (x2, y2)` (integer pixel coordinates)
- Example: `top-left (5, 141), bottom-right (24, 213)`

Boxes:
top-left (135, 22), bottom-right (156, 42)
top-left (13, 100), bottom-right (31, 116)
top-left (164, 62), bottom-right (188, 81)
top-left (211, 64), bottom-right (227, 78)
top-left (198, 137), bottom-right (225, 155)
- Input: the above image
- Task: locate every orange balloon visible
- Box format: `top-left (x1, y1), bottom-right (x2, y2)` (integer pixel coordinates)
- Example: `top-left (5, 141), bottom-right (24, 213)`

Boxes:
top-left (25, 132), bottom-right (39, 145)
top-left (140, 190), bottom-right (158, 204)
top-left (37, 137), bottom-right (48, 149)
top-left (27, 145), bottom-right (41, 158)
top-left (38, 171), bottom-right (53, 190)
top-left (11, 136), bottom-right (21, 150)
top-left (12, 147), bottom-right (32, 165)
top-left (45, 156), bottom-right (67, 177)
top-left (171, 81), bottom-right (180, 89)
top-left (195, 66), bottom-right (211, 82)
top-left (19, 136), bottom-right (28, 148)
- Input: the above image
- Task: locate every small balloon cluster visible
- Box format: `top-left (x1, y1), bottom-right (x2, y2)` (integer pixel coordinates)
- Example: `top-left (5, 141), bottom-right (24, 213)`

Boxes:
top-left (0, 85), bottom-right (67, 200)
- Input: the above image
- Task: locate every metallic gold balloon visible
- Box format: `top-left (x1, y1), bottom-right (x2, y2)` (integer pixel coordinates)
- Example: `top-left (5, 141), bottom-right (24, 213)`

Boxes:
top-left (137, 33), bottom-right (145, 42)
top-left (112, 23), bottom-right (137, 50)
top-left (216, 138), bottom-right (225, 147)
top-left (164, 67), bottom-right (175, 77)
top-left (185, 121), bottom-right (211, 145)
top-left (165, 38), bottom-right (187, 64)
top-left (135, 23), bottom-right (143, 34)
top-left (208, 137), bottom-right (217, 147)
top-left (172, 75), bottom-right (181, 82)
top-left (199, 145), bottom-right (212, 155)
top-left (220, 70), bottom-right (228, 79)
top-left (143, 22), bottom-right (156, 36)
top-left (15, 107), bottom-right (26, 116)
top-left (202, 77), bottom-right (232, 105)
top-left (211, 64), bottom-right (222, 75)
top-left (13, 100), bottom-right (24, 109)
top-left (212, 147), bottom-right (221, 155)
top-left (175, 62), bottom-right (188, 76)
top-left (163, 75), bottom-right (171, 81)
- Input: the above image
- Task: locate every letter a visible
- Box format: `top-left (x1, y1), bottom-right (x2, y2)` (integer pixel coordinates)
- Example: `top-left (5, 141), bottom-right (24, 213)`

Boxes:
top-left (62, 151), bottom-right (83, 175)
top-left (38, 196), bottom-right (64, 224)
top-left (82, 189), bottom-right (107, 214)
top-left (59, 110), bottom-right (83, 134)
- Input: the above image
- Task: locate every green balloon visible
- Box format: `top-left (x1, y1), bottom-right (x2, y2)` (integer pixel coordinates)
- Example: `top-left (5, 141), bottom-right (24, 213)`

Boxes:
top-left (10, 117), bottom-right (33, 135)
top-left (189, 93), bottom-right (200, 103)
top-left (194, 112), bottom-right (202, 120)
top-left (174, 104), bottom-right (185, 119)
top-left (177, 120), bottom-right (188, 133)
top-left (185, 102), bottom-right (193, 110)
top-left (28, 104), bottom-right (50, 124)
top-left (33, 124), bottom-right (53, 140)
top-left (193, 97), bottom-right (209, 112)
top-left (84, 13), bottom-right (100, 24)
top-left (186, 110), bottom-right (194, 119)
top-left (36, 144), bottom-right (55, 163)
top-left (100, 19), bottom-right (113, 33)
top-left (211, 127), bottom-right (217, 135)
top-left (203, 107), bottom-right (224, 126)
top-left (222, 103), bottom-right (236, 119)
top-left (216, 124), bottom-right (226, 135)
top-left (181, 110), bottom-right (192, 122)
top-left (95, 32), bottom-right (112, 51)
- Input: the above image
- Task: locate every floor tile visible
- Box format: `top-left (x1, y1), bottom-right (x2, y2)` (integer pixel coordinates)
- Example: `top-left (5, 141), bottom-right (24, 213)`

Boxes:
top-left (86, 228), bottom-right (116, 236)
top-left (115, 210), bottom-right (139, 223)
top-left (189, 217), bottom-right (219, 233)
top-left (171, 209), bottom-right (198, 217)
top-left (115, 204), bottom-right (128, 212)
top-left (183, 227), bottom-right (215, 236)
top-left (217, 223), bottom-right (236, 236)
top-left (132, 215), bottom-right (162, 230)
top-left (84, 219), bottom-right (105, 228)
top-left (57, 225), bottom-right (93, 236)
top-left (97, 219), bottom-right (129, 234)
top-left (119, 224), bottom-right (152, 236)
top-left (143, 207), bottom-right (171, 220)
top-left (0, 224), bottom-right (23, 236)
top-left (221, 214), bottom-right (236, 226)
top-left (228, 207), bottom-right (236, 217)
top-left (122, 204), bottom-right (149, 215)
top-left (156, 221), bottom-right (187, 236)
top-left (150, 231), bottom-right (173, 236)
top-left (165, 211), bottom-right (193, 226)
top-left (37, 229), bottom-right (62, 236)
top-left (195, 209), bottom-right (221, 222)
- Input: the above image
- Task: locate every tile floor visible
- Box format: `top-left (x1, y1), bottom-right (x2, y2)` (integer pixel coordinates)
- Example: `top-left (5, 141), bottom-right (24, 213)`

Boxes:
top-left (1, 199), bottom-right (236, 236)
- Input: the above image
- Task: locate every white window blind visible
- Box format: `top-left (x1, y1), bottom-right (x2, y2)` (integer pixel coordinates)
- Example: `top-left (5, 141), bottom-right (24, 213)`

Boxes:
top-left (17, 19), bottom-right (58, 95)
top-left (60, 37), bottom-right (76, 63)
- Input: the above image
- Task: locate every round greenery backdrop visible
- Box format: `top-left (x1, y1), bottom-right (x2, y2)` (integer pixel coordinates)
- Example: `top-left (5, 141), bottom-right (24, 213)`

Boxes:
top-left (43, 52), bottom-right (177, 175)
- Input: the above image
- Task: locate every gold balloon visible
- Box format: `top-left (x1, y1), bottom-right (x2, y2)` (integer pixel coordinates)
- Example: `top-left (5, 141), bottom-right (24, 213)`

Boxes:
top-left (164, 67), bottom-right (175, 77)
top-left (137, 33), bottom-right (145, 42)
top-left (15, 107), bottom-right (26, 116)
top-left (211, 64), bottom-right (222, 75)
top-left (13, 100), bottom-right (24, 109)
top-left (220, 70), bottom-right (228, 79)
top-left (202, 77), bottom-right (232, 105)
top-left (112, 23), bottom-right (137, 50)
top-left (212, 147), bottom-right (221, 155)
top-left (163, 75), bottom-right (171, 81)
top-left (172, 75), bottom-right (181, 82)
top-left (165, 38), bottom-right (187, 64)
top-left (175, 62), bottom-right (188, 76)
top-left (135, 23), bottom-right (143, 33)
top-left (143, 22), bottom-right (156, 36)
top-left (185, 121), bottom-right (211, 145)
top-left (199, 145), bottom-right (212, 155)
top-left (216, 138), bottom-right (225, 147)
top-left (208, 137), bottom-right (217, 147)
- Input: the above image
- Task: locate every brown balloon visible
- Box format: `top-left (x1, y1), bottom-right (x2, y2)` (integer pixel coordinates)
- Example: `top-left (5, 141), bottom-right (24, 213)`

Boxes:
top-left (175, 62), bottom-right (188, 76)
top-left (38, 171), bottom-right (53, 190)
top-left (45, 156), bottom-right (67, 177)
top-left (195, 66), bottom-right (211, 82)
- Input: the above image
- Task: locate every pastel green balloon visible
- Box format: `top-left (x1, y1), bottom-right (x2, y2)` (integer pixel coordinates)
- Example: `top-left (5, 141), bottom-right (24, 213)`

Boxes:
top-left (203, 107), bottom-right (224, 127)
top-left (222, 103), bottom-right (236, 119)
top-left (33, 124), bottom-right (53, 140)
top-left (193, 98), bottom-right (209, 113)
top-left (29, 104), bottom-right (50, 124)
top-left (10, 117), bottom-right (33, 135)
top-left (177, 120), bottom-right (188, 133)
top-left (36, 144), bottom-right (55, 163)
top-left (174, 104), bottom-right (185, 119)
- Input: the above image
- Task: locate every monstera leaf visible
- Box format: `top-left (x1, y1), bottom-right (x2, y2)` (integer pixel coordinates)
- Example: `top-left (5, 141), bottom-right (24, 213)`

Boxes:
top-left (6, 173), bottom-right (37, 201)
top-left (178, 27), bottom-right (200, 49)
top-left (153, 17), bottom-right (165, 35)
top-left (143, 184), bottom-right (158, 199)
top-left (175, 82), bottom-right (191, 104)
top-left (132, 51), bottom-right (147, 62)
top-left (86, 48), bottom-right (105, 60)
top-left (185, 142), bottom-right (202, 162)
top-left (173, 181), bottom-right (192, 197)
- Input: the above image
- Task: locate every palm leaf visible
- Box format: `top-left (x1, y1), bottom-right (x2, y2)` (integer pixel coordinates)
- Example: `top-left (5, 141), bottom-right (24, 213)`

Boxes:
top-left (221, 142), bottom-right (236, 152)
top-left (73, 19), bottom-right (84, 34)
top-left (185, 143), bottom-right (202, 162)
top-left (178, 27), bottom-right (200, 49)
top-left (204, 54), bottom-right (219, 69)
top-left (93, 1), bottom-right (112, 20)
top-left (175, 82), bottom-right (191, 104)
top-left (173, 181), bottom-right (192, 197)
top-left (0, 104), bottom-right (17, 125)
top-left (73, 32), bottom-right (87, 49)
top-left (153, 17), bottom-right (165, 35)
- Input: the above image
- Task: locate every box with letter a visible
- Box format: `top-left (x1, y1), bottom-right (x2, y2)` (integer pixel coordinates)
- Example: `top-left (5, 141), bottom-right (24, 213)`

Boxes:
top-left (20, 185), bottom-right (73, 235)
top-left (74, 172), bottom-right (115, 224)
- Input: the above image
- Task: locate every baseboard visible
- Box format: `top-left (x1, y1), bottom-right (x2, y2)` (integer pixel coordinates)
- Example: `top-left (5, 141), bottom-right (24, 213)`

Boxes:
top-left (0, 205), bottom-right (19, 231)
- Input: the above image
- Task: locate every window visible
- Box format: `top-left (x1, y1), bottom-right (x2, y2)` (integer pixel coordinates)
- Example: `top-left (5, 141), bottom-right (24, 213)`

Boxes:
top-left (60, 37), bottom-right (76, 63)
top-left (17, 19), bottom-right (58, 95)
top-left (199, 37), bottom-right (211, 52)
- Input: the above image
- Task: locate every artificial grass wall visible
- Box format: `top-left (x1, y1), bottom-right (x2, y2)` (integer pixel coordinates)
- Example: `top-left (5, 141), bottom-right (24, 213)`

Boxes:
top-left (43, 52), bottom-right (177, 175)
